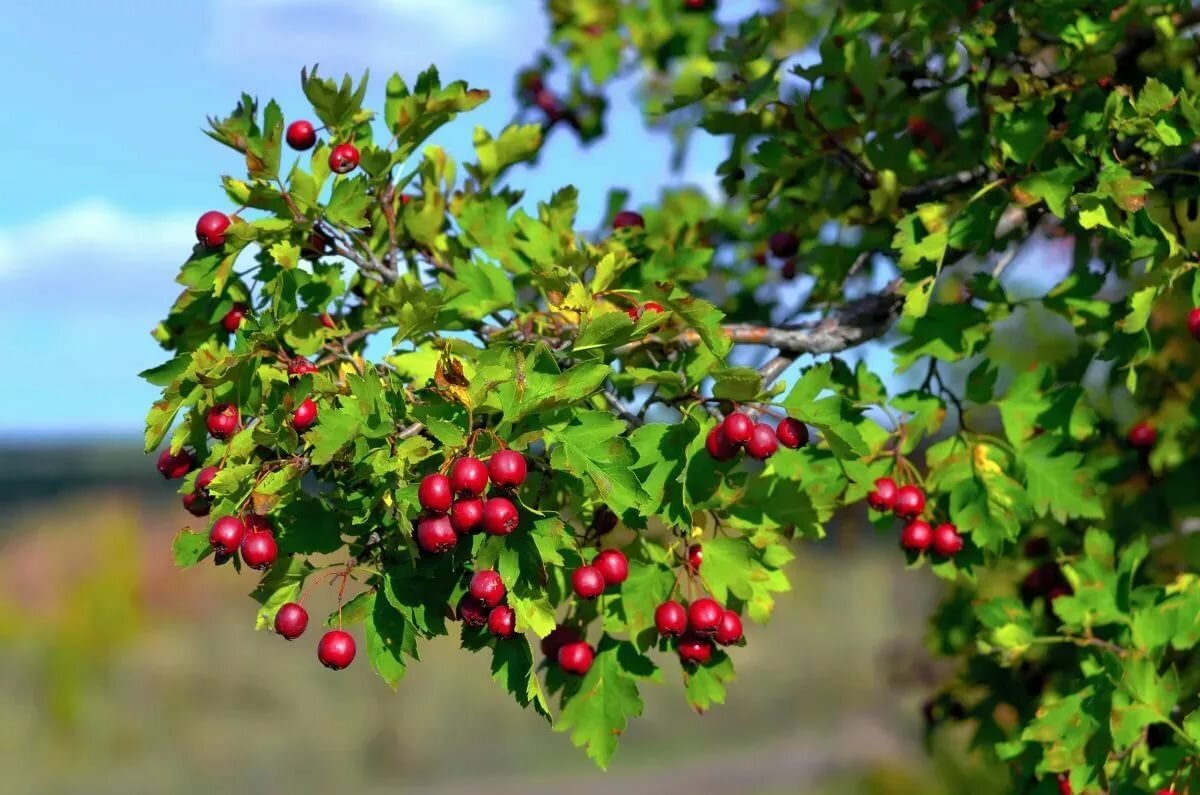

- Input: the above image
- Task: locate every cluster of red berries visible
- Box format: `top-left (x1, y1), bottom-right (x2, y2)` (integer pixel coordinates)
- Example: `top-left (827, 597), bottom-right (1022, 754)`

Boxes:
top-left (654, 594), bottom-right (743, 664)
top-left (157, 448), bottom-right (220, 517)
top-left (705, 411), bottom-right (809, 462)
top-left (209, 512), bottom-right (280, 570)
top-left (867, 478), bottom-right (963, 558)
top-left (269, 600), bottom-right (356, 671)
top-left (457, 570), bottom-right (518, 639)
top-left (203, 392), bottom-right (316, 441)
top-left (414, 450), bottom-right (527, 553)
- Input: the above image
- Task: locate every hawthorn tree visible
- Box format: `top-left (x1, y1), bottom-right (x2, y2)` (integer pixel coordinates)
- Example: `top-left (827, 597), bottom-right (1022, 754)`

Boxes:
top-left (144, 0), bottom-right (1200, 788)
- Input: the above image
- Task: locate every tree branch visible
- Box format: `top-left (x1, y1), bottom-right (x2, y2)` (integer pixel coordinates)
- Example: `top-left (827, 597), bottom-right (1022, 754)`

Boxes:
top-left (899, 168), bottom-right (990, 208)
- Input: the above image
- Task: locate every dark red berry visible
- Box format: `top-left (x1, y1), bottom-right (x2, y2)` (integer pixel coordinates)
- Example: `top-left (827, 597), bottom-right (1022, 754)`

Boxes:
top-left (900, 519), bottom-right (933, 552)
top-left (558, 641), bottom-right (595, 675)
top-left (931, 523), bottom-right (964, 557)
top-left (715, 610), bottom-right (743, 646)
top-left (209, 515), bottom-right (246, 555)
top-left (196, 211), bottom-right (230, 247)
top-left (416, 514), bottom-right (457, 554)
top-left (182, 491), bottom-right (210, 517)
top-left (195, 466), bottom-right (219, 492)
top-left (655, 600), bottom-right (688, 637)
top-left (288, 358), bottom-right (319, 379)
top-left (1057, 774), bottom-right (1072, 795)
top-left (317, 629), bottom-right (356, 670)
top-left (591, 506), bottom-right (618, 534)
top-left (677, 634), bottom-right (714, 665)
top-left (893, 485), bottom-right (926, 520)
top-left (868, 477), bottom-right (898, 511)
top-left (611, 210), bottom-right (644, 230)
top-left (768, 231), bottom-right (799, 258)
top-left (244, 513), bottom-right (274, 536)
top-left (285, 119), bottom-right (317, 151)
top-left (318, 312), bottom-right (336, 329)
top-left (240, 530), bottom-right (278, 570)
top-left (642, 301), bottom-right (666, 315)
top-left (291, 397), bottom-right (318, 431)
top-left (206, 403), bottom-right (240, 439)
top-left (775, 418), bottom-right (808, 449)
top-left (687, 598), bottom-right (723, 636)
top-left (157, 448), bottom-right (194, 479)
top-left (457, 595), bottom-right (488, 627)
top-left (541, 625), bottom-right (580, 659)
top-left (705, 426), bottom-right (739, 461)
top-left (721, 412), bottom-right (754, 445)
top-left (450, 497), bottom-right (484, 534)
top-left (488, 605), bottom-right (517, 638)
top-left (274, 602), bottom-right (309, 640)
top-left (481, 496), bottom-right (519, 535)
top-left (418, 473), bottom-right (453, 513)
top-left (626, 305), bottom-right (642, 321)
top-left (1128, 421), bottom-right (1157, 449)
top-left (746, 423), bottom-right (779, 460)
top-left (571, 565), bottom-right (606, 599)
top-left (1188, 308), bottom-right (1200, 341)
top-left (593, 549), bottom-right (629, 586)
top-left (469, 570), bottom-right (506, 608)
top-left (487, 450), bottom-right (527, 488)
top-left (687, 544), bottom-right (703, 572)
top-left (449, 457), bottom-right (489, 496)
top-left (328, 142), bottom-right (360, 174)
top-left (221, 304), bottom-right (247, 333)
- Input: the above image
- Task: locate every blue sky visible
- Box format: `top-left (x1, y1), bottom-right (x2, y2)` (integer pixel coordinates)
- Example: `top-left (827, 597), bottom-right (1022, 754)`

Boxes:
top-left (0, 0), bottom-right (734, 439)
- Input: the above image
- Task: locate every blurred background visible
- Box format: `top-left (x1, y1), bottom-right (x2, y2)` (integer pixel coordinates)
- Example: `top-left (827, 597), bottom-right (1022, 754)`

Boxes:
top-left (0, 1), bottom-right (1024, 792)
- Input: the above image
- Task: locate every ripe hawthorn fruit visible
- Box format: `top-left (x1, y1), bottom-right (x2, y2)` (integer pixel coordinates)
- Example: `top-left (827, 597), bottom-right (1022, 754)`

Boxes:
top-left (481, 496), bottom-right (519, 535)
top-left (449, 456), bottom-right (489, 496)
top-left (705, 426), bottom-right (739, 461)
top-left (195, 466), bottom-right (219, 492)
top-left (457, 595), bottom-right (489, 627)
top-left (221, 304), bottom-right (247, 333)
top-left (328, 142), bottom-right (360, 174)
top-left (285, 119), bottom-right (317, 150)
top-left (593, 549), bottom-right (629, 585)
top-left (571, 565), bottom-right (607, 599)
top-left (317, 630), bottom-right (356, 670)
top-left (746, 422), bottom-right (779, 460)
top-left (487, 450), bottom-right (527, 488)
top-left (867, 477), bottom-right (899, 511)
top-left (209, 515), bottom-right (246, 555)
top-left (416, 514), bottom-right (457, 554)
top-left (677, 634), bottom-right (714, 665)
top-left (775, 418), bottom-right (808, 449)
top-left (469, 570), bottom-right (506, 608)
top-left (418, 473), bottom-right (453, 513)
top-left (206, 403), bottom-right (240, 439)
top-left (488, 605), bottom-right (516, 638)
top-left (157, 448), bottom-right (194, 479)
top-left (558, 641), bottom-right (595, 675)
top-left (721, 412), bottom-right (754, 445)
top-left (274, 602), bottom-right (309, 640)
top-left (900, 520), bottom-right (933, 552)
top-left (292, 397), bottom-right (318, 431)
top-left (1188, 307), bottom-right (1200, 341)
top-left (768, 231), bottom-right (799, 258)
top-left (182, 491), bottom-right (210, 517)
top-left (688, 598), bottom-right (724, 636)
top-left (892, 484), bottom-right (926, 520)
top-left (240, 531), bottom-right (278, 570)
top-left (1128, 421), bottom-right (1157, 449)
top-left (931, 523), bottom-right (964, 557)
top-left (687, 543), bottom-right (703, 572)
top-left (449, 497), bottom-right (484, 534)
top-left (195, 211), bottom-right (230, 247)
top-left (541, 625), bottom-right (581, 659)
top-left (655, 600), bottom-right (688, 637)
top-left (715, 610), bottom-right (743, 646)
top-left (611, 210), bottom-right (645, 230)
top-left (288, 358), bottom-right (319, 379)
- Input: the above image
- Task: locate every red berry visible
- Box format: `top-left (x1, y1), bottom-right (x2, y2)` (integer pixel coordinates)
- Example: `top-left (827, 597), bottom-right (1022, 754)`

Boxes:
top-left (195, 211), bottom-right (230, 247)
top-left (893, 484), bottom-right (926, 520)
top-left (705, 426), bottom-right (739, 461)
top-left (291, 397), bottom-right (318, 431)
top-left (557, 641), bottom-right (595, 675)
top-left (487, 450), bottom-right (527, 488)
top-left (457, 594), bottom-right (489, 627)
top-left (541, 625), bottom-right (580, 659)
top-left (285, 119), bottom-right (317, 151)
top-left (768, 231), bottom-right (799, 258)
top-left (209, 515), bottom-right (246, 555)
top-left (221, 304), bottom-right (247, 333)
top-left (931, 523), bottom-right (964, 557)
top-left (868, 477), bottom-right (899, 512)
top-left (533, 89), bottom-right (561, 115)
top-left (781, 259), bottom-right (798, 280)
top-left (1188, 308), bottom-right (1200, 341)
top-left (418, 473), bottom-right (453, 513)
top-left (591, 506), bottom-right (619, 534)
top-left (721, 412), bottom-right (754, 445)
top-left (288, 358), bottom-right (319, 379)
top-left (182, 491), bottom-right (210, 517)
top-left (642, 301), bottom-right (666, 315)
top-left (907, 116), bottom-right (932, 138)
top-left (482, 496), bottom-right (519, 535)
top-left (571, 565), bottom-right (606, 599)
top-left (715, 610), bottom-right (743, 646)
top-left (244, 513), bottom-right (274, 536)
top-left (1155, 789), bottom-right (1176, 795)
top-left (450, 497), bottom-right (484, 534)
top-left (687, 543), bottom-right (703, 572)
top-left (677, 634), bottom-right (714, 665)
top-left (157, 448), bottom-right (194, 479)
top-left (449, 456), bottom-right (489, 496)
top-left (328, 142), bottom-right (360, 174)
top-left (655, 600), bottom-right (688, 637)
top-left (240, 530), bottom-right (278, 570)
top-left (318, 312), bottom-right (336, 329)
top-left (775, 418), bottom-right (808, 449)
top-left (900, 519), bottom-right (934, 552)
top-left (317, 629), bottom-right (356, 670)
top-left (274, 602), bottom-right (309, 640)
top-left (469, 570), bottom-right (506, 608)
top-left (593, 549), bottom-right (629, 586)
top-left (488, 605), bottom-right (517, 638)
top-left (626, 305), bottom-right (641, 321)
top-left (206, 403), bottom-right (240, 440)
top-left (611, 210), bottom-right (644, 230)
top-left (746, 423), bottom-right (779, 460)
top-left (687, 598), bottom-right (723, 636)
top-left (195, 466), bottom-right (219, 492)
top-left (1128, 421), bottom-right (1157, 449)
top-left (1056, 774), bottom-right (1072, 795)
top-left (416, 514), bottom-right (457, 554)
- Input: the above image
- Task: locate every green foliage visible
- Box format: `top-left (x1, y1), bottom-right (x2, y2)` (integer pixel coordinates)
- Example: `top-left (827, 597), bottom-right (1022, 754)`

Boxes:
top-left (144, 0), bottom-right (1200, 783)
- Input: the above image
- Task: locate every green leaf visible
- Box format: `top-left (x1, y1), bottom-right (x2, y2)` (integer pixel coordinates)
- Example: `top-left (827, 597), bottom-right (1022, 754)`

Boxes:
top-left (684, 652), bottom-right (736, 712)
top-left (545, 411), bottom-right (649, 515)
top-left (555, 637), bottom-right (650, 769)
top-left (365, 592), bottom-right (420, 689)
top-left (171, 528), bottom-right (211, 569)
top-left (1020, 436), bottom-right (1106, 523)
top-left (490, 637), bottom-right (551, 720)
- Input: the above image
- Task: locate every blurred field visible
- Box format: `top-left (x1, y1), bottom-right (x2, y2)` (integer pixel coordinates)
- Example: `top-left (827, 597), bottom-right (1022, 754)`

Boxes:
top-left (0, 448), bottom-right (1002, 795)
